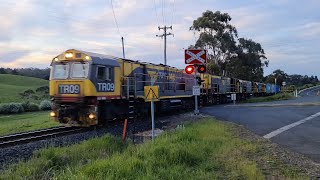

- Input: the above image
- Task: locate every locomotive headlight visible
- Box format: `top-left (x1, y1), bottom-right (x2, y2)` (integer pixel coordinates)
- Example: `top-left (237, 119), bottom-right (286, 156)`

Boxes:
top-left (89, 113), bottom-right (95, 119)
top-left (65, 53), bottom-right (73, 58)
top-left (54, 57), bottom-right (59, 62)
top-left (85, 55), bottom-right (90, 60)
top-left (50, 111), bottom-right (56, 117)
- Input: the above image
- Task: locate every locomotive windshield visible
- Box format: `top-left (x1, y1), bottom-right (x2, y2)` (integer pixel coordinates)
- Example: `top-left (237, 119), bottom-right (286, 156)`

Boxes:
top-left (71, 62), bottom-right (89, 79)
top-left (52, 63), bottom-right (69, 79)
top-left (51, 62), bottom-right (89, 79)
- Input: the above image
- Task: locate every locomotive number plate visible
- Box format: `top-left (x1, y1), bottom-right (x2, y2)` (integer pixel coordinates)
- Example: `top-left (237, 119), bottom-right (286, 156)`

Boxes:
top-left (58, 84), bottom-right (80, 94)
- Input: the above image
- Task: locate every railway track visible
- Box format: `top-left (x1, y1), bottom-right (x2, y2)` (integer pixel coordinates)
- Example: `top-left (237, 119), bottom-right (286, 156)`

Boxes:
top-left (0, 126), bottom-right (86, 148)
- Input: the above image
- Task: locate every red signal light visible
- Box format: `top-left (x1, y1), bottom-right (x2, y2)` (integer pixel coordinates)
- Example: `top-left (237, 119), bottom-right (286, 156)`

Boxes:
top-left (197, 65), bottom-right (206, 73)
top-left (185, 65), bottom-right (194, 74)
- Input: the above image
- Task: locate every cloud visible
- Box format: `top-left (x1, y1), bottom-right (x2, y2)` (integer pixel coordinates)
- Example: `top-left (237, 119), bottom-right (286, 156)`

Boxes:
top-left (0, 52), bottom-right (53, 68)
top-left (226, 7), bottom-right (270, 31)
top-left (0, 0), bottom-right (318, 78)
top-left (299, 22), bottom-right (320, 38)
top-left (0, 50), bottom-right (31, 63)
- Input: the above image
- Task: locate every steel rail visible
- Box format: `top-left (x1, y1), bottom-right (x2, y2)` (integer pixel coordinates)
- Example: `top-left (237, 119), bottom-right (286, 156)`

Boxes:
top-left (0, 126), bottom-right (85, 148)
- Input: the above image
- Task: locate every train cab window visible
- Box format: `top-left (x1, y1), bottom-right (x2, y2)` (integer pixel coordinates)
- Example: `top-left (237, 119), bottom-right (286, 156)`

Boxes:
top-left (97, 66), bottom-right (106, 80)
top-left (106, 67), bottom-right (112, 80)
top-left (52, 63), bottom-right (69, 79)
top-left (71, 62), bottom-right (89, 79)
top-left (97, 66), bottom-right (113, 81)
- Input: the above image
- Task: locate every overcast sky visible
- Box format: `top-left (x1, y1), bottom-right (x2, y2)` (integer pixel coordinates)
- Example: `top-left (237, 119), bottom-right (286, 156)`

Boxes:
top-left (0, 0), bottom-right (319, 76)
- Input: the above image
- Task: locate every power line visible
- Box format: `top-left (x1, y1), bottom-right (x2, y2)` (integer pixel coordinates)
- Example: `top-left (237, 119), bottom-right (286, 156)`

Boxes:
top-left (163, 0), bottom-right (166, 25)
top-left (153, 0), bottom-right (164, 61)
top-left (110, 0), bottom-right (121, 36)
top-left (170, 0), bottom-right (175, 26)
top-left (153, 0), bottom-right (160, 25)
top-left (161, 0), bottom-right (165, 24)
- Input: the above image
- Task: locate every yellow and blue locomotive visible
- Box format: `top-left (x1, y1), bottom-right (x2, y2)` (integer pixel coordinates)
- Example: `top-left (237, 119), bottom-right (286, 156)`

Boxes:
top-left (49, 49), bottom-right (274, 126)
top-left (49, 49), bottom-right (195, 126)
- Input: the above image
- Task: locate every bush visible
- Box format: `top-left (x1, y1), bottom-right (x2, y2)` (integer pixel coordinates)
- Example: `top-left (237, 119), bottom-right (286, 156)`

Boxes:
top-left (0, 103), bottom-right (24, 114)
top-left (36, 86), bottom-right (49, 93)
top-left (39, 100), bottom-right (52, 111)
top-left (288, 85), bottom-right (295, 91)
top-left (28, 103), bottom-right (40, 112)
top-left (22, 102), bottom-right (40, 112)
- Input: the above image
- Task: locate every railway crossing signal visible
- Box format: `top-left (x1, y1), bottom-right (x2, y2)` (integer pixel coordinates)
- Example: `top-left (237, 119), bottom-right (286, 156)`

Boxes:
top-left (185, 64), bottom-right (206, 74)
top-left (184, 49), bottom-right (207, 116)
top-left (185, 65), bottom-right (194, 74)
top-left (197, 65), bottom-right (206, 73)
top-left (184, 49), bottom-right (207, 64)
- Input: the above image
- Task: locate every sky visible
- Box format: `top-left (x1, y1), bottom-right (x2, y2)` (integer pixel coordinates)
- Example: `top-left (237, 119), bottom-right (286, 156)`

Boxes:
top-left (0, 0), bottom-right (319, 77)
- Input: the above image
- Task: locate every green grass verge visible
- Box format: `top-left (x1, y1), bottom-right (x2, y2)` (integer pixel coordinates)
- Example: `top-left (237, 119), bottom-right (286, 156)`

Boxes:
top-left (244, 93), bottom-right (293, 103)
top-left (0, 111), bottom-right (59, 136)
top-left (0, 74), bottom-right (48, 103)
top-left (0, 118), bottom-right (308, 179)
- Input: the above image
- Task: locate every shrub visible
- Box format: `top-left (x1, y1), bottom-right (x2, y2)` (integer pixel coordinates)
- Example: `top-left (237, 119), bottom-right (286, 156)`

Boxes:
top-left (28, 103), bottom-right (40, 112)
top-left (24, 89), bottom-right (35, 94)
top-left (288, 85), bottom-right (296, 92)
top-left (22, 102), bottom-right (40, 112)
top-left (0, 103), bottom-right (24, 114)
top-left (36, 86), bottom-right (49, 93)
top-left (39, 100), bottom-right (52, 111)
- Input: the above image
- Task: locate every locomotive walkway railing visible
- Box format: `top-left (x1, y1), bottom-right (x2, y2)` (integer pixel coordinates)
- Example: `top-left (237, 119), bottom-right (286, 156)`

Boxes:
top-left (121, 74), bottom-right (264, 98)
top-left (121, 73), bottom-right (196, 98)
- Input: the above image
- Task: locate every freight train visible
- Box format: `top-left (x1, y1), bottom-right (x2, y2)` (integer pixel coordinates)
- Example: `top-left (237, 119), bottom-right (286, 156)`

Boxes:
top-left (49, 49), bottom-right (280, 126)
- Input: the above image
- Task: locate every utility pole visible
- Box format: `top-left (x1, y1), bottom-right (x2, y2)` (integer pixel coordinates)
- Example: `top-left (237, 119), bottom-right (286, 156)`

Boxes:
top-left (121, 37), bottom-right (125, 59)
top-left (156, 25), bottom-right (174, 65)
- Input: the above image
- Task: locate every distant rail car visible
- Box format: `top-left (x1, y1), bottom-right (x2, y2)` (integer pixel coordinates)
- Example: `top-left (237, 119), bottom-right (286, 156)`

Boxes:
top-left (49, 49), bottom-right (280, 126)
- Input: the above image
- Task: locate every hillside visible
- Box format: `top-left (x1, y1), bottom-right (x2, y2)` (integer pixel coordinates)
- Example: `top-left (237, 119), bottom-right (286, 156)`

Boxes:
top-left (0, 74), bottom-right (49, 103)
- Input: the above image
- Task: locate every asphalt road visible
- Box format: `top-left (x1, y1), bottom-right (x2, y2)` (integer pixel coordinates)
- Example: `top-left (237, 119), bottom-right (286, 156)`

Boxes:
top-left (202, 86), bottom-right (320, 163)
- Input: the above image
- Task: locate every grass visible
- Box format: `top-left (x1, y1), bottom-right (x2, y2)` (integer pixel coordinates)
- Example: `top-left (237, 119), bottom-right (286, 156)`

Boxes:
top-left (0, 118), bottom-right (308, 179)
top-left (244, 93), bottom-right (293, 103)
top-left (0, 74), bottom-right (48, 103)
top-left (0, 111), bottom-right (59, 136)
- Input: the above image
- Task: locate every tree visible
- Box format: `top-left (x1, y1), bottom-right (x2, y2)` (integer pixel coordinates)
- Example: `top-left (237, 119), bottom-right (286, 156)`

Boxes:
top-left (0, 68), bottom-right (6, 74)
top-left (226, 38), bottom-right (268, 81)
top-left (265, 69), bottom-right (288, 85)
top-left (189, 10), bottom-right (268, 81)
top-left (315, 76), bottom-right (319, 82)
top-left (11, 69), bottom-right (19, 75)
top-left (190, 10), bottom-right (238, 75)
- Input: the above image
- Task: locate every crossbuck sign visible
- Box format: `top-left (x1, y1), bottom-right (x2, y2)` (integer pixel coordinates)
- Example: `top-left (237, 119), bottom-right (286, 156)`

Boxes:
top-left (185, 49), bottom-right (207, 64)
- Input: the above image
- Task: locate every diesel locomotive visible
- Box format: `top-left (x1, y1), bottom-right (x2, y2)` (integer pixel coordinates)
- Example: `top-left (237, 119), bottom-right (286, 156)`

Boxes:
top-left (49, 49), bottom-right (279, 126)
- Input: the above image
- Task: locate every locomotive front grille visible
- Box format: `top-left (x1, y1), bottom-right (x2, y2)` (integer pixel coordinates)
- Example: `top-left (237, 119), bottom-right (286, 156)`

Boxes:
top-left (54, 96), bottom-right (84, 103)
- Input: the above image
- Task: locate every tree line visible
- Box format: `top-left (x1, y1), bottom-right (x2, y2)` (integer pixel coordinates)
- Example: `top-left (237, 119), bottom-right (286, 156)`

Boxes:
top-left (265, 69), bottom-right (319, 87)
top-left (0, 67), bottom-right (50, 80)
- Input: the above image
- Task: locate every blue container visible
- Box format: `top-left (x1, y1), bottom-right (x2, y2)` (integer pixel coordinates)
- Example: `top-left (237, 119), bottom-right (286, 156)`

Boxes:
top-left (271, 84), bottom-right (276, 93)
top-left (266, 83), bottom-right (272, 94)
top-left (276, 85), bottom-right (281, 93)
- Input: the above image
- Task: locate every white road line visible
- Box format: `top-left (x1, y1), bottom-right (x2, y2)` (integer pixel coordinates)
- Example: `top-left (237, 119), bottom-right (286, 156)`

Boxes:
top-left (298, 85), bottom-right (320, 94)
top-left (263, 112), bottom-right (320, 139)
top-left (306, 87), bottom-right (320, 96)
